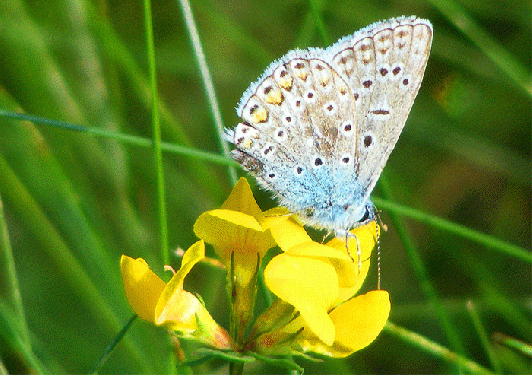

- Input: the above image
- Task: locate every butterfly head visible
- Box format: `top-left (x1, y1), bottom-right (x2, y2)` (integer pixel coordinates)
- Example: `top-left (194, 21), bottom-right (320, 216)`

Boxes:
top-left (293, 196), bottom-right (375, 235)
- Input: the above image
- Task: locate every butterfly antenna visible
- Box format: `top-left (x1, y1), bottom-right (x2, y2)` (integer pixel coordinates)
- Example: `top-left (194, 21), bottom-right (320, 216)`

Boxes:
top-left (376, 220), bottom-right (381, 290)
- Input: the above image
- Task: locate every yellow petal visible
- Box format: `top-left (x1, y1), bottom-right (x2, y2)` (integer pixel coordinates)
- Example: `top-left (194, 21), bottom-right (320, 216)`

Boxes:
top-left (156, 290), bottom-right (203, 331)
top-left (264, 254), bottom-right (338, 345)
top-left (326, 222), bottom-right (378, 303)
top-left (332, 258), bottom-right (371, 304)
top-left (287, 241), bottom-right (352, 261)
top-left (155, 241), bottom-right (205, 325)
top-left (174, 240), bottom-right (205, 281)
top-left (297, 290), bottom-right (390, 357)
top-left (329, 290), bottom-right (390, 356)
top-left (262, 214), bottom-right (312, 252)
top-left (194, 209), bottom-right (275, 264)
top-left (120, 255), bottom-right (165, 323)
top-left (262, 207), bottom-right (291, 217)
top-left (221, 177), bottom-right (263, 220)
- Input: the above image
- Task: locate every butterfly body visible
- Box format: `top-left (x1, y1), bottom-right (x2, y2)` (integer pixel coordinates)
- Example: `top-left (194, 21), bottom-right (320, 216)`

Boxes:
top-left (226, 16), bottom-right (433, 236)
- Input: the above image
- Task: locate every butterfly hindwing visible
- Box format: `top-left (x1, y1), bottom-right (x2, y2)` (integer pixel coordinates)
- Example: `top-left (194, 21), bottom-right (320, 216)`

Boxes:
top-left (232, 54), bottom-right (357, 224)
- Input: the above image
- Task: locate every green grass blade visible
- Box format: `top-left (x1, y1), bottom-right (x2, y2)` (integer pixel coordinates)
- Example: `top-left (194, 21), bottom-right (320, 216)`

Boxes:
top-left (144, 0), bottom-right (169, 265)
top-left (177, 0), bottom-right (238, 185)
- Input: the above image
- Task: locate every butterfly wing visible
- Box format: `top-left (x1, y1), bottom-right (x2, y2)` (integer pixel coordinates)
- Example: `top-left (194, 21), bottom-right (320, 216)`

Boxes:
top-left (330, 16), bottom-right (433, 200)
top-left (228, 53), bottom-right (359, 229)
top-left (227, 16), bottom-right (432, 231)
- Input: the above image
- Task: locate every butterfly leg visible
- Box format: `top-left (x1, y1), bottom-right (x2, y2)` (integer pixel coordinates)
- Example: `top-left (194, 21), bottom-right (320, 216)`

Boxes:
top-left (344, 231), bottom-right (362, 271)
top-left (322, 230), bottom-right (334, 244)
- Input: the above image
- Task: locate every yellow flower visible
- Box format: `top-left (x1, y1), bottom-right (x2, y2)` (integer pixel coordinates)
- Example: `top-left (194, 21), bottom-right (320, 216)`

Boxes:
top-left (193, 178), bottom-right (277, 342)
top-left (194, 178), bottom-right (275, 282)
top-left (120, 240), bottom-right (233, 349)
top-left (253, 216), bottom-right (390, 357)
top-left (120, 177), bottom-right (389, 361)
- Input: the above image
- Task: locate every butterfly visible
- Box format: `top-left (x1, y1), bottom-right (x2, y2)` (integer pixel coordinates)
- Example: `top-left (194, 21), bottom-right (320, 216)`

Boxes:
top-left (225, 16), bottom-right (432, 245)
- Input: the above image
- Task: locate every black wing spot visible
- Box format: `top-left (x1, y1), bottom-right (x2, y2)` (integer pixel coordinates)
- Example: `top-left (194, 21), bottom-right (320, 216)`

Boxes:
top-left (263, 146), bottom-right (274, 155)
top-left (370, 109), bottom-right (390, 115)
top-left (363, 80), bottom-right (373, 88)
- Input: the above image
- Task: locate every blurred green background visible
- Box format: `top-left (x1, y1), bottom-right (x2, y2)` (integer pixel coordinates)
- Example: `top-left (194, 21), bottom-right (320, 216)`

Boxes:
top-left (0, 0), bottom-right (530, 373)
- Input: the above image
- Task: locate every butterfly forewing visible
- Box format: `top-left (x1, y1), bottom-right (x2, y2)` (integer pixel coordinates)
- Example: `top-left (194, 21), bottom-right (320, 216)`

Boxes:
top-left (331, 18), bottom-right (433, 198)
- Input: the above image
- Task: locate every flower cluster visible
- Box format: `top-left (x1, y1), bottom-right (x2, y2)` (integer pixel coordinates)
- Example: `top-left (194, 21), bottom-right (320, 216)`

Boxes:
top-left (120, 178), bottom-right (390, 363)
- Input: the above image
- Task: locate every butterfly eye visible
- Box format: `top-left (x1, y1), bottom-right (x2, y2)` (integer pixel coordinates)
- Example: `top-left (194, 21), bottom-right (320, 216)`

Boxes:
top-left (358, 207), bottom-right (371, 222)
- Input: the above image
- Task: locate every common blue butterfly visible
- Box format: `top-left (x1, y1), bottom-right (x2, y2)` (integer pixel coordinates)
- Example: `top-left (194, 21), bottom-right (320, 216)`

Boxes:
top-left (225, 16), bottom-right (432, 241)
